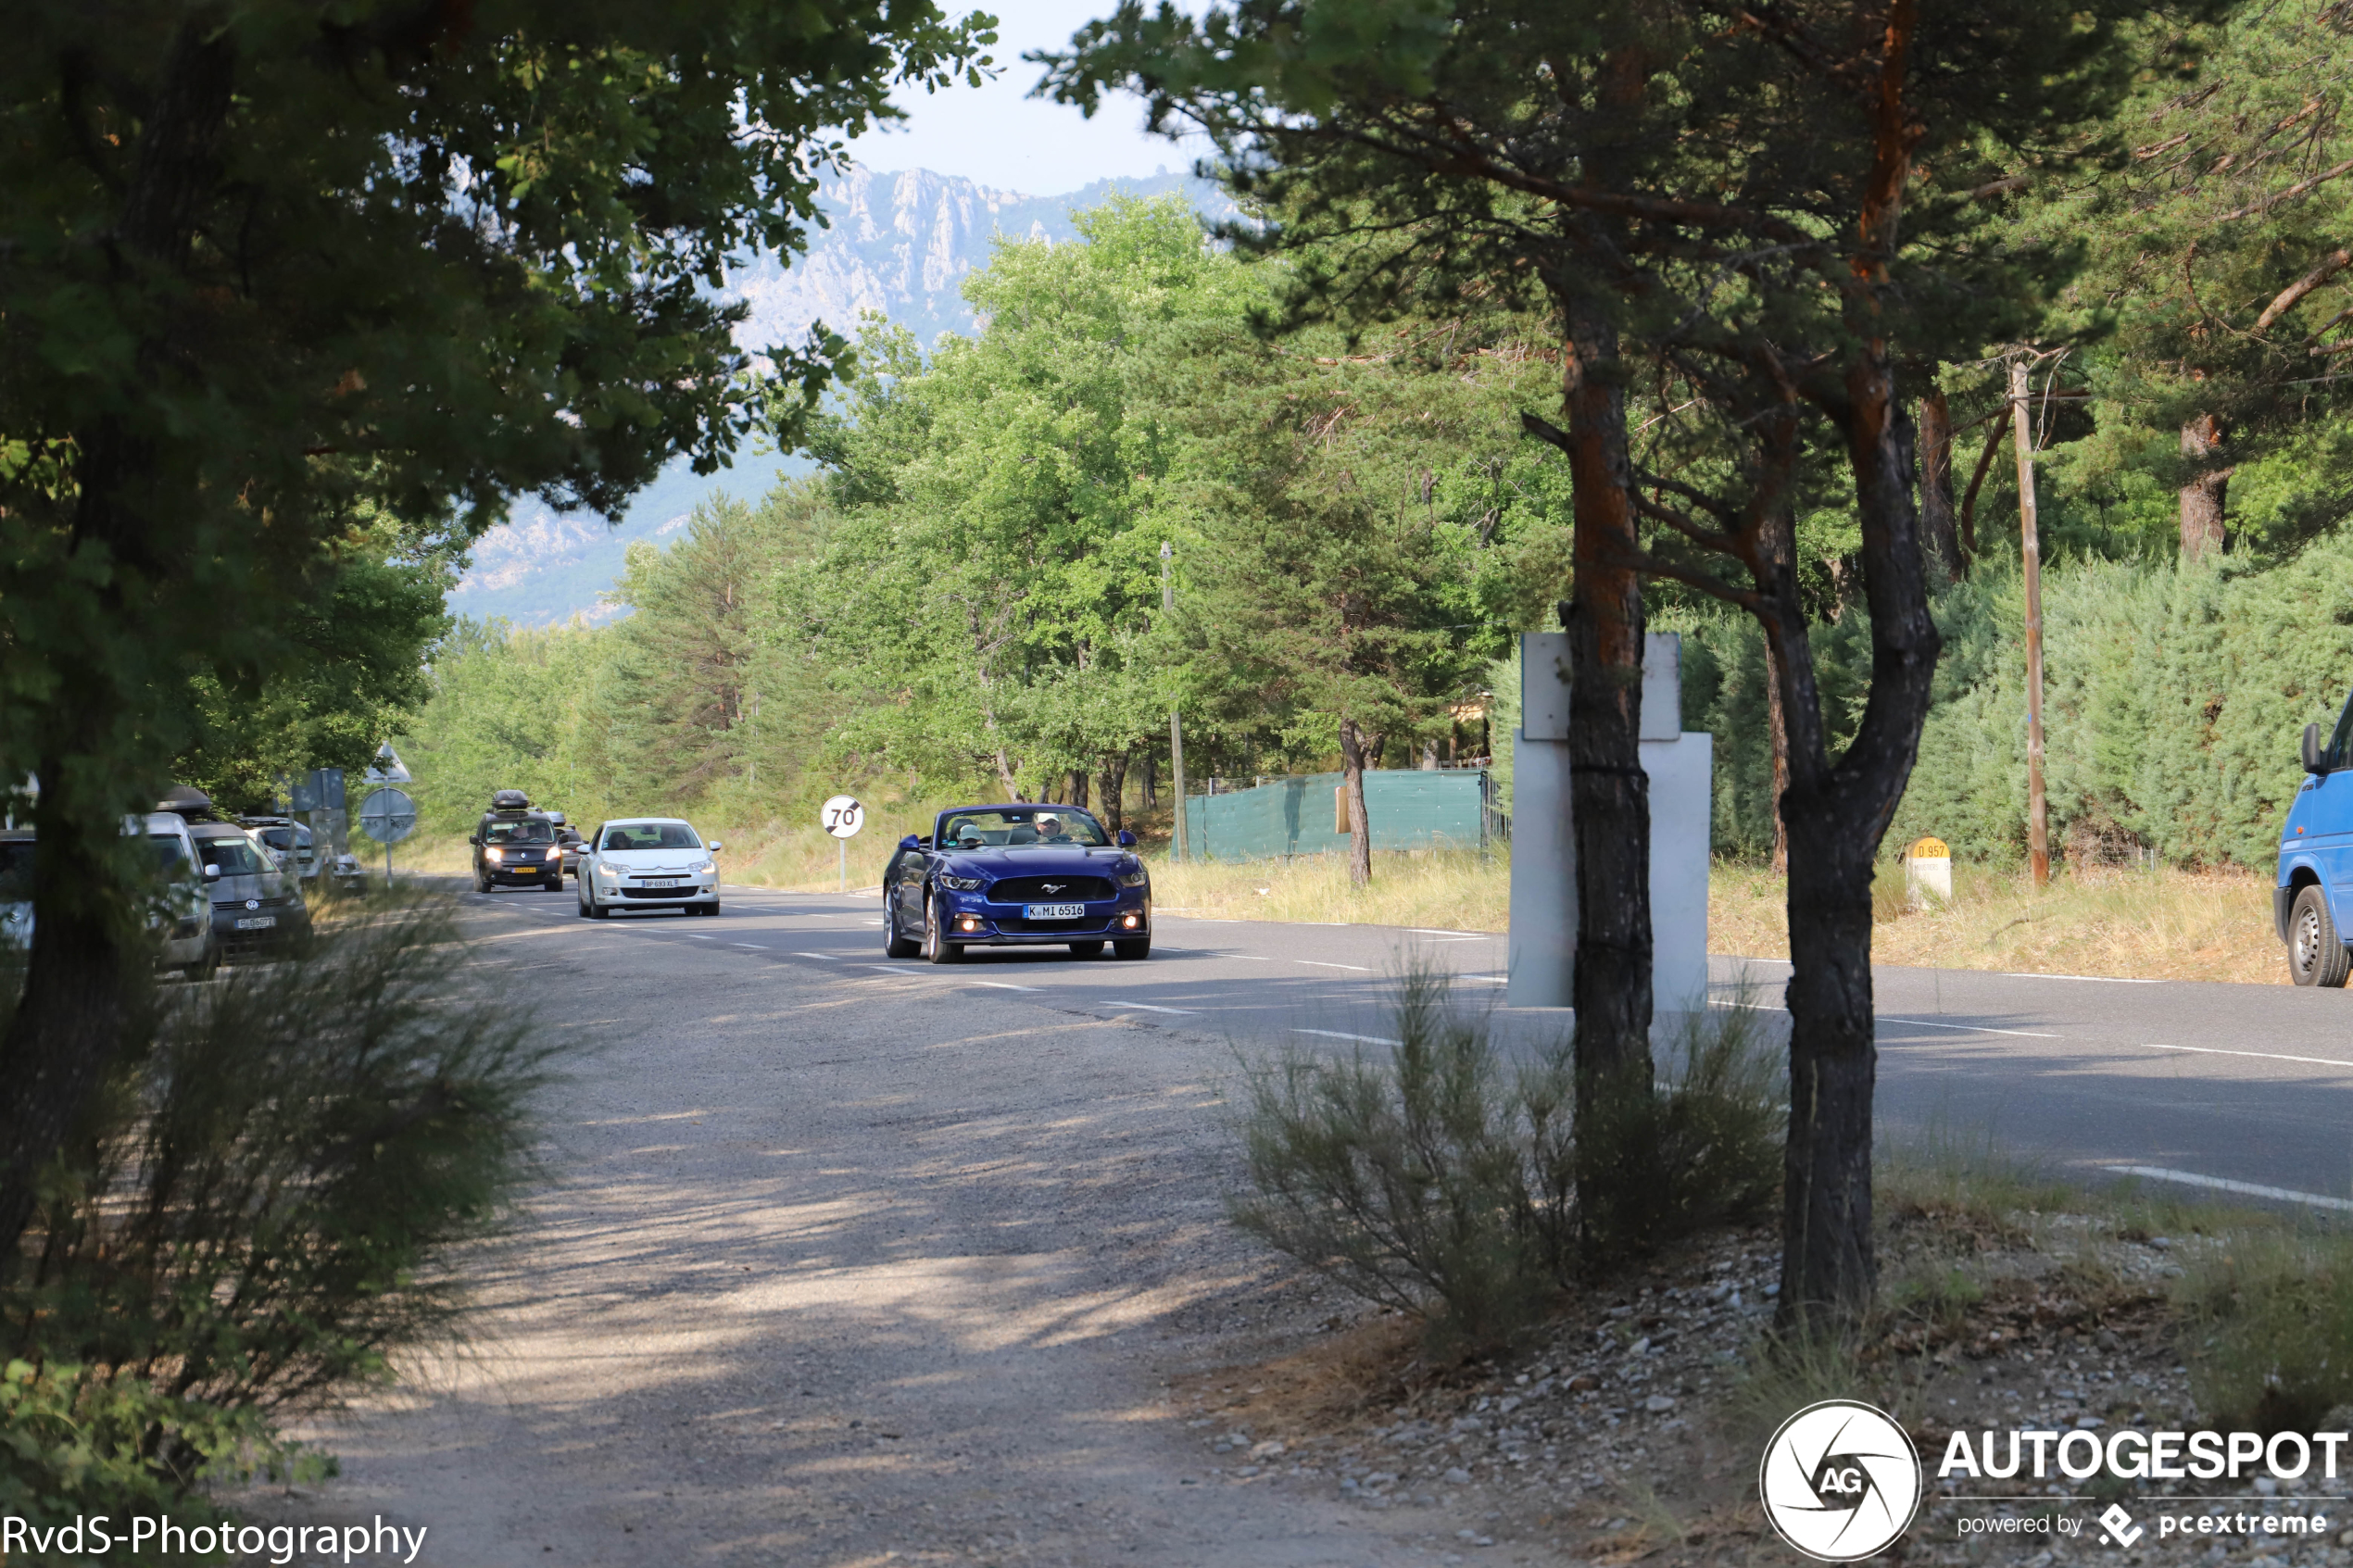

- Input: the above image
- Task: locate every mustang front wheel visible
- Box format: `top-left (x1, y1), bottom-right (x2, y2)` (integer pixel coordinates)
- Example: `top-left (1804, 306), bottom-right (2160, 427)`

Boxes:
top-left (924, 897), bottom-right (963, 964)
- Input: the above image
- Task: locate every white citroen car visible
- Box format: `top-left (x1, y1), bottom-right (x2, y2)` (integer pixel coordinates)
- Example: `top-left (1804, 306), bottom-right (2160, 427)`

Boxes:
top-left (576, 818), bottom-right (723, 919)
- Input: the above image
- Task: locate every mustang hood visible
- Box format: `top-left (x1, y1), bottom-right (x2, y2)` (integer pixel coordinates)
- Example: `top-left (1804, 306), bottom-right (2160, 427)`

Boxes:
top-left (935, 847), bottom-right (1139, 880)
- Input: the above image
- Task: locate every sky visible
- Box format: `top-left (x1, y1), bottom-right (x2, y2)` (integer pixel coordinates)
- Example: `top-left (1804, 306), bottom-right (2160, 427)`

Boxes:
top-left (851, 0), bottom-right (1212, 195)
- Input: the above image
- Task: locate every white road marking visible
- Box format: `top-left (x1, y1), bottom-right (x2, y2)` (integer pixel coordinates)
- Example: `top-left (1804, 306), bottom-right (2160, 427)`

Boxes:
top-left (1293, 1028), bottom-right (1403, 1047)
top-left (1114, 1002), bottom-right (1197, 1014)
top-left (2140, 1041), bottom-right (2353, 1070)
top-left (974, 981), bottom-right (1040, 992)
top-left (865, 964), bottom-right (922, 975)
top-left (2000, 972), bottom-right (2162, 984)
top-left (2108, 1165), bottom-right (2353, 1213)
top-left (732, 943), bottom-right (767, 951)
top-left (686, 935), bottom-right (714, 940)
top-left (795, 952), bottom-right (839, 960)
top-left (1297, 960), bottom-right (1373, 972)
top-left (1879, 1016), bottom-right (2058, 1039)
top-left (1227, 955), bottom-right (1274, 961)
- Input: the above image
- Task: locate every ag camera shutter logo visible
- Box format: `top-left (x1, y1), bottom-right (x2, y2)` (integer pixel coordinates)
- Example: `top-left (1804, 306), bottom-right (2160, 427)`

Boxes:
top-left (1758, 1399), bottom-right (1922, 1562)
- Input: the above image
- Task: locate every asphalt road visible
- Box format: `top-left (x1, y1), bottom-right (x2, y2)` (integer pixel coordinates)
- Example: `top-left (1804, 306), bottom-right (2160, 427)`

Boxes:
top-left (479, 878), bottom-right (2353, 1213)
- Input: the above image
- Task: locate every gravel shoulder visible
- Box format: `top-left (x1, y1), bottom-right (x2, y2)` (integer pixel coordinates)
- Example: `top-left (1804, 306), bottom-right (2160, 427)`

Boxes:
top-left (255, 899), bottom-right (1545, 1567)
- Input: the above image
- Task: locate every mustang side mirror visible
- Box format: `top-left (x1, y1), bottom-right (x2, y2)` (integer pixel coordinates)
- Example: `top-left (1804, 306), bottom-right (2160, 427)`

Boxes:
top-left (1115, 829), bottom-right (1138, 847)
top-left (2307, 722), bottom-right (2327, 775)
top-left (900, 834), bottom-right (920, 850)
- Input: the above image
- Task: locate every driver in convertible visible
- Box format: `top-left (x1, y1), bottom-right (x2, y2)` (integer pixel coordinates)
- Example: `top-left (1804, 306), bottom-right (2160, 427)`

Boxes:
top-left (1034, 814), bottom-right (1075, 843)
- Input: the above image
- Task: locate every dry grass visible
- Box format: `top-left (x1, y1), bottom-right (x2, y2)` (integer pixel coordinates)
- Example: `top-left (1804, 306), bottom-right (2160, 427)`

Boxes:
top-left (1711, 859), bottom-right (2284, 983)
top-left (1150, 848), bottom-right (1509, 932)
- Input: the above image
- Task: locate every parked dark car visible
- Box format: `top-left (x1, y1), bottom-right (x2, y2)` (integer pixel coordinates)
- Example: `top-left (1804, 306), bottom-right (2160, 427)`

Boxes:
top-left (192, 821), bottom-right (310, 958)
top-left (471, 793), bottom-right (565, 892)
top-left (882, 805), bottom-right (1149, 963)
top-left (556, 824), bottom-right (586, 880)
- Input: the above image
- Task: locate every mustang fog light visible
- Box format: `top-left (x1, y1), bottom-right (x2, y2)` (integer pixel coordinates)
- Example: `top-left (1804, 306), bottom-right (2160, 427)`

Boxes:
top-left (1122, 913), bottom-right (1140, 929)
top-left (959, 916), bottom-right (981, 932)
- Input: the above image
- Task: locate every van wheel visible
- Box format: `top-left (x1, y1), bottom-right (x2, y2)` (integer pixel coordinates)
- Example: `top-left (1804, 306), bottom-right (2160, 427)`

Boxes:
top-left (2290, 884), bottom-right (2351, 987)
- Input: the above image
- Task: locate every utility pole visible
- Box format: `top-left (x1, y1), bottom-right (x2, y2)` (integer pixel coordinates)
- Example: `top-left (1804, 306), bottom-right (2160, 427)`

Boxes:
top-left (2010, 357), bottom-right (2051, 889)
top-left (1163, 541), bottom-right (1189, 863)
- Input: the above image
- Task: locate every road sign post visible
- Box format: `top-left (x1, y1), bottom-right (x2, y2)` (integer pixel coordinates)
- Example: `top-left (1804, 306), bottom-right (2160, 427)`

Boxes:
top-left (359, 786), bottom-right (419, 888)
top-left (822, 795), bottom-right (863, 893)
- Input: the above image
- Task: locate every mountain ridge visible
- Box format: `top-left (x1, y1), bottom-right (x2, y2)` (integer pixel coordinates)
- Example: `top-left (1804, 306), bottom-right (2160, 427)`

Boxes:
top-left (445, 166), bottom-right (1229, 630)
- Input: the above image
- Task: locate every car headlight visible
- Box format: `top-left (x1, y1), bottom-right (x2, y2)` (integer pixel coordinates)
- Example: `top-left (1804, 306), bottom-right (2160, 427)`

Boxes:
top-left (1115, 869), bottom-right (1149, 887)
top-left (485, 847), bottom-right (504, 861)
top-left (694, 860), bottom-right (715, 876)
top-left (937, 873), bottom-right (987, 892)
top-left (596, 862), bottom-right (619, 879)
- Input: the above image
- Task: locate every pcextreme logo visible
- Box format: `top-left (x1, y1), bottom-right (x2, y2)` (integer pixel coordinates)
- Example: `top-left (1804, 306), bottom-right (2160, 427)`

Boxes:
top-left (1758, 1399), bottom-right (1924, 1562)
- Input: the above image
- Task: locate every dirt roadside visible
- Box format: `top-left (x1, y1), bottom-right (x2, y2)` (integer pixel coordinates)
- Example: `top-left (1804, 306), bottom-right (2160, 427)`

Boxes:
top-left (243, 909), bottom-right (1567, 1568)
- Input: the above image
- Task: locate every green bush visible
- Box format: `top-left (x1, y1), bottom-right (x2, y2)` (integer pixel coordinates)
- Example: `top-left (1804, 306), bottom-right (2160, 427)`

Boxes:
top-left (2173, 1228), bottom-right (2353, 1436)
top-left (1675, 532), bottom-right (2353, 869)
top-left (3, 894), bottom-right (554, 1515)
top-left (1227, 967), bottom-right (1781, 1351)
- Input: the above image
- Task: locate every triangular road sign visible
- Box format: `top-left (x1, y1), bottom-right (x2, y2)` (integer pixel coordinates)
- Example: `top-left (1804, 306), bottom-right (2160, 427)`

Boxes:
top-left (365, 742), bottom-right (413, 783)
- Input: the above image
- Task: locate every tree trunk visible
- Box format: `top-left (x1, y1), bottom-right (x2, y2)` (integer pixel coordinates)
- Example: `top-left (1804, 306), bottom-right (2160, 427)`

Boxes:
top-left (1139, 750), bottom-right (1157, 811)
top-left (1765, 637), bottom-right (1792, 875)
top-left (1066, 771), bottom-right (1088, 810)
top-left (1772, 292), bottom-right (1944, 1336)
top-left (1338, 718), bottom-right (1374, 885)
top-left (0, 17), bottom-right (238, 1261)
top-left (1556, 294), bottom-right (1655, 1216)
top-left (1099, 755), bottom-right (1127, 833)
top-left (1420, 739), bottom-right (1440, 771)
top-left (2180, 414), bottom-right (2228, 559)
top-left (1918, 390), bottom-right (1962, 581)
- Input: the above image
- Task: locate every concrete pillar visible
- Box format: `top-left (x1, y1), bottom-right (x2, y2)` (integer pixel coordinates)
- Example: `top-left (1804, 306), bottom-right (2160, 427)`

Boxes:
top-left (1506, 631), bottom-right (1714, 1017)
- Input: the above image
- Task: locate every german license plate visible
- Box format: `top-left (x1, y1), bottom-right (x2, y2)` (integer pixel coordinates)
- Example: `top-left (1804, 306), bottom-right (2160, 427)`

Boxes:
top-left (1025, 902), bottom-right (1085, 920)
top-left (234, 915), bottom-right (276, 931)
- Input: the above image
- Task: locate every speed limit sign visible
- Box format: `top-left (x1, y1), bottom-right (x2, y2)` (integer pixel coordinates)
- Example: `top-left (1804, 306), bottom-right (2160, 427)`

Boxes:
top-left (821, 796), bottom-right (862, 894)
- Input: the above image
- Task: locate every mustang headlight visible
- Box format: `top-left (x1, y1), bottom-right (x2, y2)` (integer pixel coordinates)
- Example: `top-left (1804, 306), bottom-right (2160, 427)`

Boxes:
top-left (1115, 868), bottom-right (1149, 887)
top-left (936, 873), bottom-right (987, 892)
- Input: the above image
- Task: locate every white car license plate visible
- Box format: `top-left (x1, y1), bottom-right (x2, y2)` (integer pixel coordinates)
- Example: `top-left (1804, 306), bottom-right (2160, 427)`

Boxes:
top-left (234, 915), bottom-right (277, 931)
top-left (641, 878), bottom-right (682, 888)
top-left (1025, 902), bottom-right (1086, 920)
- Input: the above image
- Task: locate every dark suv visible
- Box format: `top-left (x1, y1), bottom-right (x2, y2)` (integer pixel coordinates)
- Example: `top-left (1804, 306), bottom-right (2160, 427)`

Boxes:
top-left (471, 791), bottom-right (565, 892)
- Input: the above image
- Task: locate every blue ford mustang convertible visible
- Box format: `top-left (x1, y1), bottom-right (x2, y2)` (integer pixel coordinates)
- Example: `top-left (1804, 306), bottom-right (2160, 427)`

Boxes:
top-left (883, 805), bottom-right (1151, 963)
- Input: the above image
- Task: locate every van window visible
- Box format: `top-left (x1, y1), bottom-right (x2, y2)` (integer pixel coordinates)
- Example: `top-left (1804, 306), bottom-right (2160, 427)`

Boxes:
top-left (2329, 691), bottom-right (2353, 771)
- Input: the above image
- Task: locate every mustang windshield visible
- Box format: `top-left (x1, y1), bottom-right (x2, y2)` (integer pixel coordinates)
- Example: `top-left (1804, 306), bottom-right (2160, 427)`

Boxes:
top-left (938, 809), bottom-right (1111, 848)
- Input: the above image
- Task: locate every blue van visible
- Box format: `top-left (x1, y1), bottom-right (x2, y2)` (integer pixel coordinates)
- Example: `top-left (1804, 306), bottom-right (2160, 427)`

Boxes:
top-left (2282, 718), bottom-right (2353, 985)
